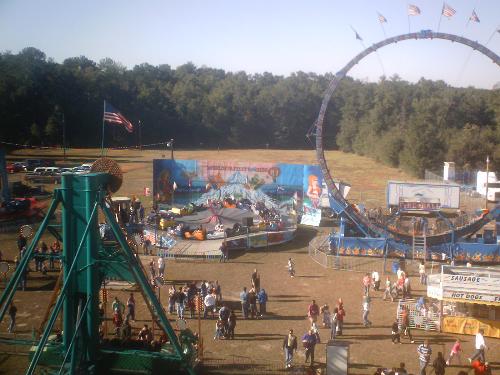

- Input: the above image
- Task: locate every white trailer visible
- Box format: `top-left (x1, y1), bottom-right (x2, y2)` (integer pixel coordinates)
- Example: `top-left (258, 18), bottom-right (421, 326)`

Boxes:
top-left (386, 181), bottom-right (460, 210)
top-left (476, 171), bottom-right (500, 202)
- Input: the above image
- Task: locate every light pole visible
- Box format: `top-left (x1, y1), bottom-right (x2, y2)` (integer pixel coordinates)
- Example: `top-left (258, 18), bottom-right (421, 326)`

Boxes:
top-left (485, 155), bottom-right (490, 209)
top-left (138, 120), bottom-right (142, 151)
top-left (170, 139), bottom-right (174, 160)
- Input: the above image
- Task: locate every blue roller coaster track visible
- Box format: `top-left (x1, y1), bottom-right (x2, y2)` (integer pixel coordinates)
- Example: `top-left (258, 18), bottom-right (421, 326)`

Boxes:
top-left (315, 30), bottom-right (500, 245)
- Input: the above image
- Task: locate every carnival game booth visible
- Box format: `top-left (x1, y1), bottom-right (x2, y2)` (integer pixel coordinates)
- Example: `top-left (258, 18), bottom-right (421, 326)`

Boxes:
top-left (427, 265), bottom-right (500, 338)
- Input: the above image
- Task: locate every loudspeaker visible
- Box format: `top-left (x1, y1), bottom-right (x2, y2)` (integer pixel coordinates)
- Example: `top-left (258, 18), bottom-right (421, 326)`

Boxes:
top-left (326, 340), bottom-right (348, 375)
top-left (242, 217), bottom-right (253, 227)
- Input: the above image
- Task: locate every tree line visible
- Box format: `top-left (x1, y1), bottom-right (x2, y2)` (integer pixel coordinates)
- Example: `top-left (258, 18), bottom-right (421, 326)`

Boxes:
top-left (1, 47), bottom-right (499, 177)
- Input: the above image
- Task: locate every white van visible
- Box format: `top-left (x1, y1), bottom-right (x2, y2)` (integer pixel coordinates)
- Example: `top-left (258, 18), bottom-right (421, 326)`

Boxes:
top-left (34, 167), bottom-right (60, 176)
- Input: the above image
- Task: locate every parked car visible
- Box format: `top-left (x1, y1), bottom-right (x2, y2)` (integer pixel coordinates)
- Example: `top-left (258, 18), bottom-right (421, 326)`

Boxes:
top-left (25, 159), bottom-right (54, 171)
top-left (33, 167), bottom-right (60, 176)
top-left (72, 164), bottom-right (91, 174)
top-left (6, 162), bottom-right (26, 173)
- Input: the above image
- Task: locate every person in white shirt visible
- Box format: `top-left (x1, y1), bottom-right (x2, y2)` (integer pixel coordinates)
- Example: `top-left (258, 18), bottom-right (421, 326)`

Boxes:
top-left (204, 292), bottom-right (216, 319)
top-left (362, 296), bottom-right (372, 327)
top-left (371, 271), bottom-right (381, 291)
top-left (418, 261), bottom-right (427, 285)
top-left (157, 257), bottom-right (165, 277)
top-left (468, 329), bottom-right (487, 363)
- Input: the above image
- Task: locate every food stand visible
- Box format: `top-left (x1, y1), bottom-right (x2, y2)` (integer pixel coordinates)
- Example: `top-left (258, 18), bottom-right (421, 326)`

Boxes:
top-left (427, 265), bottom-right (500, 338)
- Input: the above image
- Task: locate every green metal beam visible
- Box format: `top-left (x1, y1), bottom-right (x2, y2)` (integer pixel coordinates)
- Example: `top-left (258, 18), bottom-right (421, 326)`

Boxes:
top-left (57, 296), bottom-right (91, 375)
top-left (0, 191), bottom-right (61, 323)
top-left (100, 204), bottom-right (186, 360)
top-left (26, 201), bottom-right (99, 375)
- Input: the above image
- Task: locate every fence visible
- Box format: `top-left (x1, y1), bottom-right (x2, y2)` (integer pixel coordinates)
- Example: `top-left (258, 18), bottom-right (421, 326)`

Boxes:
top-left (309, 235), bottom-right (387, 274)
top-left (424, 169), bottom-right (477, 187)
top-left (397, 299), bottom-right (440, 332)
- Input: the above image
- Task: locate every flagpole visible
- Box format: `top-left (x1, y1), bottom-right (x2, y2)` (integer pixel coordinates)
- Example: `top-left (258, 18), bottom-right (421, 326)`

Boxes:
top-left (101, 100), bottom-right (106, 156)
top-left (379, 22), bottom-right (387, 38)
top-left (437, 3), bottom-right (444, 32)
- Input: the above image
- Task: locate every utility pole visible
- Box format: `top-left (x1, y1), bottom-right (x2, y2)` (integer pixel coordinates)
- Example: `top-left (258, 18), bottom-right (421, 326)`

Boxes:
top-left (485, 155), bottom-right (490, 209)
top-left (62, 113), bottom-right (66, 161)
top-left (170, 139), bottom-right (174, 160)
top-left (138, 120), bottom-right (142, 151)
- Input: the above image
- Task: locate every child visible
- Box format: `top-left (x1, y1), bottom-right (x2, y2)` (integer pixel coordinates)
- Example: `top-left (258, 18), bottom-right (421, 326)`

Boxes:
top-left (214, 319), bottom-right (225, 340)
top-left (446, 338), bottom-right (462, 365)
top-left (321, 304), bottom-right (331, 328)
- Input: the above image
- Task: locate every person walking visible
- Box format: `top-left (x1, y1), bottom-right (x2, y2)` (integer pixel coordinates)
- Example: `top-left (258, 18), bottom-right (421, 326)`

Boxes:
top-left (149, 259), bottom-right (156, 278)
top-left (287, 258), bottom-right (295, 277)
top-left (383, 277), bottom-right (393, 301)
top-left (330, 307), bottom-right (339, 340)
top-left (432, 351), bottom-right (447, 375)
top-left (112, 297), bottom-right (125, 321)
top-left (419, 261), bottom-right (427, 285)
top-left (251, 268), bottom-right (260, 291)
top-left (157, 257), bottom-right (165, 278)
top-left (126, 293), bottom-right (135, 321)
top-left (307, 300), bottom-right (320, 324)
top-left (239, 287), bottom-right (249, 319)
top-left (362, 273), bottom-right (372, 295)
top-left (176, 286), bottom-right (186, 319)
top-left (283, 329), bottom-right (298, 369)
top-left (417, 339), bottom-right (432, 375)
top-left (372, 270), bottom-right (381, 291)
top-left (337, 299), bottom-right (346, 335)
top-left (468, 329), bottom-right (488, 363)
top-left (446, 338), bottom-right (462, 365)
top-left (321, 304), bottom-right (331, 328)
top-left (8, 303), bottom-right (17, 333)
top-left (400, 306), bottom-right (415, 343)
top-left (362, 296), bottom-right (372, 327)
top-left (391, 320), bottom-right (401, 344)
top-left (203, 291), bottom-right (216, 319)
top-left (257, 288), bottom-right (268, 317)
top-left (17, 234), bottom-right (27, 253)
top-left (227, 310), bottom-right (237, 339)
top-left (248, 288), bottom-right (257, 319)
top-left (143, 238), bottom-right (152, 255)
top-left (302, 328), bottom-right (317, 366)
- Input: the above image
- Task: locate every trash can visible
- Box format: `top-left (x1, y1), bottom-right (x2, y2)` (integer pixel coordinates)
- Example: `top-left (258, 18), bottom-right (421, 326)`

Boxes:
top-left (326, 340), bottom-right (349, 375)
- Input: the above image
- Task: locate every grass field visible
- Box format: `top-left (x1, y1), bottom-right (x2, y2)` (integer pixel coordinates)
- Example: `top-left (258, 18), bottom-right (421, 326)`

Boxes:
top-left (1, 148), bottom-right (498, 375)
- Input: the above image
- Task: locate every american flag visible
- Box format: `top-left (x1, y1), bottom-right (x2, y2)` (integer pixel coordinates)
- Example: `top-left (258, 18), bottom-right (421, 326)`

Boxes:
top-left (408, 4), bottom-right (421, 16)
top-left (442, 3), bottom-right (456, 18)
top-left (469, 10), bottom-right (480, 23)
top-left (377, 12), bottom-right (387, 23)
top-left (104, 101), bottom-right (133, 133)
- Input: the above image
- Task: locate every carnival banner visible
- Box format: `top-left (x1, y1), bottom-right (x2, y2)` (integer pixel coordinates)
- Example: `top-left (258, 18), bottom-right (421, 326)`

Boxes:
top-left (153, 159), bottom-right (329, 227)
top-left (300, 165), bottom-right (323, 226)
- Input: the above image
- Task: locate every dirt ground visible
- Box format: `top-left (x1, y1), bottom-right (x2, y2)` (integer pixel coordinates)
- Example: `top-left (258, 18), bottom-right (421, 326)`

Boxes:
top-left (0, 149), bottom-right (498, 374)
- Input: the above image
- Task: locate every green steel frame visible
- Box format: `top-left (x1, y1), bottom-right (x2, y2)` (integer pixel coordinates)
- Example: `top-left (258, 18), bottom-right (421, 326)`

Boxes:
top-left (0, 173), bottom-right (196, 375)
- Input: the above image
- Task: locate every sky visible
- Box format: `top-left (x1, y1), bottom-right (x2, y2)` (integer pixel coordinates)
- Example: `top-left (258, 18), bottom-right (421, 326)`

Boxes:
top-left (0, 0), bottom-right (499, 89)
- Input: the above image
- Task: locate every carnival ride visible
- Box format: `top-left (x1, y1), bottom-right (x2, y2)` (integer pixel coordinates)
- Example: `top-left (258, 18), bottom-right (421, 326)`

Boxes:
top-left (315, 30), bottom-right (500, 261)
top-left (0, 158), bottom-right (197, 374)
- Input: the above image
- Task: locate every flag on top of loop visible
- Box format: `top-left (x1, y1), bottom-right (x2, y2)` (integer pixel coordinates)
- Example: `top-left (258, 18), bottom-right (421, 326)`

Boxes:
top-left (469, 10), bottom-right (480, 23)
top-left (104, 101), bottom-right (133, 133)
top-left (377, 12), bottom-right (387, 23)
top-left (442, 3), bottom-right (456, 18)
top-left (408, 4), bottom-right (421, 16)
